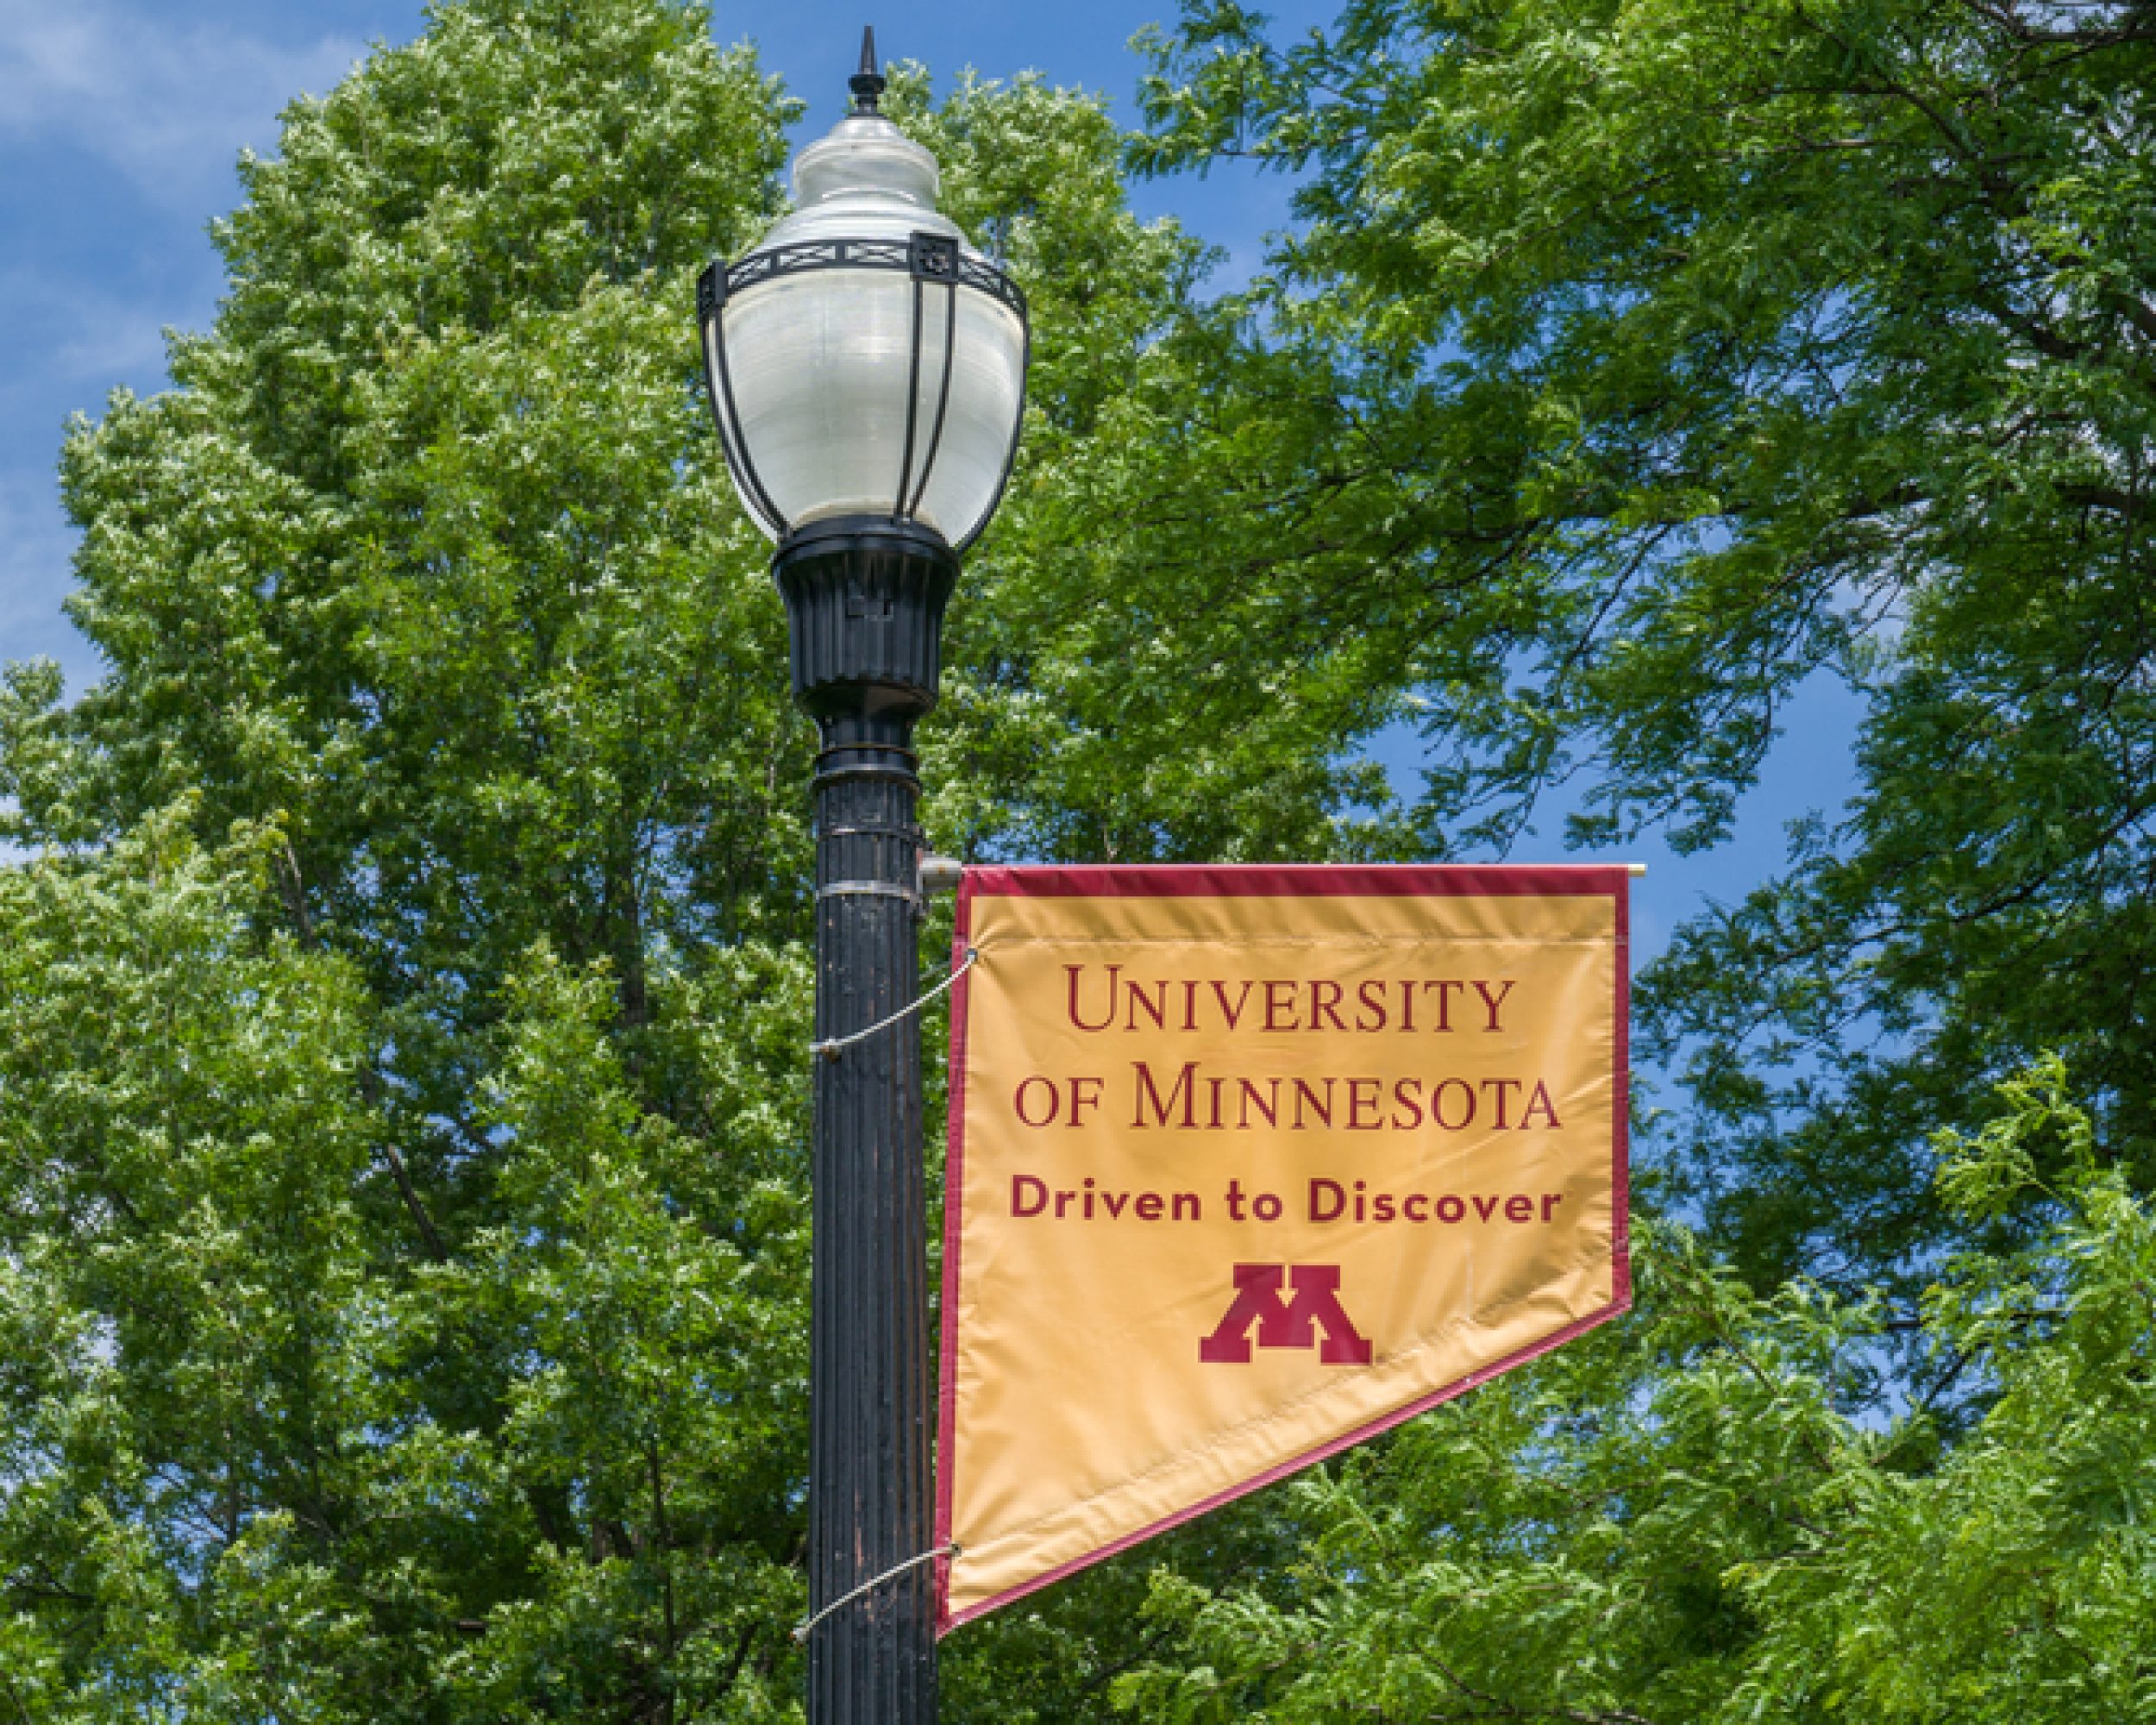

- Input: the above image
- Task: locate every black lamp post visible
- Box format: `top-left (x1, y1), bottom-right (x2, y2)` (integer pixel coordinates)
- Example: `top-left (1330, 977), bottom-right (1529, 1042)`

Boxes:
top-left (697, 31), bottom-right (1028, 1725)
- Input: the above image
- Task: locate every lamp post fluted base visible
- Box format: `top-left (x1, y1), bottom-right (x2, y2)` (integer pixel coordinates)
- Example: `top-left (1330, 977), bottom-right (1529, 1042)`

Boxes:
top-left (782, 521), bottom-right (957, 1725)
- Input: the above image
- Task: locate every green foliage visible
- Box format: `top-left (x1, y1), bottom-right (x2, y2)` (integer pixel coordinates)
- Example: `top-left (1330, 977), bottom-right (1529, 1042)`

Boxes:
top-left (20, 0), bottom-right (816, 1289)
top-left (0, 815), bottom-right (814, 1718)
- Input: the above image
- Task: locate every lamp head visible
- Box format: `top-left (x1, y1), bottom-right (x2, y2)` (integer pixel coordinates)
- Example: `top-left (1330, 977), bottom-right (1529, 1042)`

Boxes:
top-left (696, 34), bottom-right (1031, 557)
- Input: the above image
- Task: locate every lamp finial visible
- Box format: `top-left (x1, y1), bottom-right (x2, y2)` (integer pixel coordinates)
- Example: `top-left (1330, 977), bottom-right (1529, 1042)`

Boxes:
top-left (849, 26), bottom-right (885, 113)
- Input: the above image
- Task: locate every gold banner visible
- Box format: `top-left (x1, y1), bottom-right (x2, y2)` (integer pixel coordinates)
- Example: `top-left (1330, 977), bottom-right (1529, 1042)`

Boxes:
top-left (936, 866), bottom-right (1630, 1631)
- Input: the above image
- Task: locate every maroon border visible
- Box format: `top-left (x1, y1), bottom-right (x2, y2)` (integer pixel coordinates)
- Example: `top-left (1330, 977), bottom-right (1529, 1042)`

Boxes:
top-left (962, 862), bottom-right (1629, 901)
top-left (934, 863), bottom-right (1632, 1635)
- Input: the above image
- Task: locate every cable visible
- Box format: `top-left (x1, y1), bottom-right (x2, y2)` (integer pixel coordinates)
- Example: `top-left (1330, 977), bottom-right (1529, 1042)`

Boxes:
top-left (792, 1543), bottom-right (961, 1642)
top-left (811, 948), bottom-right (978, 1061)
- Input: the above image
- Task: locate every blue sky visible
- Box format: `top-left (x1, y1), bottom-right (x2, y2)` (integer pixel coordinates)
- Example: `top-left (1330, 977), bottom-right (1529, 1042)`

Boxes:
top-left (0, 0), bottom-right (1860, 963)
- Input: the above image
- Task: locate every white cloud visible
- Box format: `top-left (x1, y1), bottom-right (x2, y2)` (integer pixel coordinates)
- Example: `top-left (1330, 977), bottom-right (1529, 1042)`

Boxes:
top-left (0, 0), bottom-right (366, 210)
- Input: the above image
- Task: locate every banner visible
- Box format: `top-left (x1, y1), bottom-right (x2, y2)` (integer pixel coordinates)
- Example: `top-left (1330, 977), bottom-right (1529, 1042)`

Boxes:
top-left (935, 865), bottom-right (1630, 1633)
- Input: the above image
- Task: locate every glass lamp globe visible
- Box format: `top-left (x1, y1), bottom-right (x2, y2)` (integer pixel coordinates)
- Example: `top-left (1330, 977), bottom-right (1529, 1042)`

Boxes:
top-left (697, 38), bottom-right (1030, 555)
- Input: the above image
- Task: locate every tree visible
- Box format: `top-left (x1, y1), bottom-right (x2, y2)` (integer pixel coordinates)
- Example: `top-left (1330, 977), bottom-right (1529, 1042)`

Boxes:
top-left (0, 816), bottom-right (813, 1720)
top-left (1131, 0), bottom-right (2156, 1293)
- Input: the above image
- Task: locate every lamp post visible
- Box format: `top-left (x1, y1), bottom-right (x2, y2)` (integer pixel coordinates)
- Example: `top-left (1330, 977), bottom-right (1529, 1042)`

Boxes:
top-left (697, 30), bottom-right (1028, 1725)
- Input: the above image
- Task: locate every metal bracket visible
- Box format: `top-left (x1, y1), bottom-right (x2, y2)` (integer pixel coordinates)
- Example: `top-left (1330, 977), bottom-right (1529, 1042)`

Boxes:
top-left (818, 881), bottom-right (918, 903)
top-left (918, 856), bottom-right (963, 896)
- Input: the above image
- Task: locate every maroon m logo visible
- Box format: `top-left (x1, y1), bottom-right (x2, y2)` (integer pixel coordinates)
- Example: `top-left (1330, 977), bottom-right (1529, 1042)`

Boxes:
top-left (1198, 1264), bottom-right (1374, 1365)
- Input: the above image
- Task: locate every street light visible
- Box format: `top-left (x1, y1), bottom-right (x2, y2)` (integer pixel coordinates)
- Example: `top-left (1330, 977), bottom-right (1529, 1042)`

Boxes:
top-left (697, 29), bottom-right (1028, 1725)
